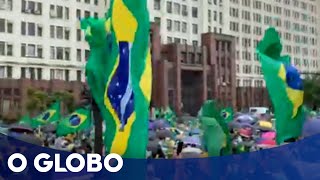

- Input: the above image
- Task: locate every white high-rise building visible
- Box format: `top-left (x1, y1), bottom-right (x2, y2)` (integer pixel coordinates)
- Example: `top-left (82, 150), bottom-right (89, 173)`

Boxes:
top-left (150, 0), bottom-right (319, 87)
top-left (0, 0), bottom-right (108, 82)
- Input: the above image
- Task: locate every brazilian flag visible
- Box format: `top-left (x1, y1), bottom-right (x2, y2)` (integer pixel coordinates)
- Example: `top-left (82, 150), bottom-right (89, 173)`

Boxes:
top-left (221, 107), bottom-right (234, 123)
top-left (257, 27), bottom-right (305, 144)
top-left (31, 101), bottom-right (61, 128)
top-left (56, 107), bottom-right (92, 136)
top-left (82, 0), bottom-right (151, 158)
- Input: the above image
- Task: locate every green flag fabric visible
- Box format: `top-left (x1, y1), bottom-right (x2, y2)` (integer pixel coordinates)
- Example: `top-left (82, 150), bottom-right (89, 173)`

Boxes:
top-left (82, 0), bottom-right (152, 158)
top-left (199, 100), bottom-right (232, 156)
top-left (56, 107), bottom-right (92, 136)
top-left (19, 114), bottom-right (32, 126)
top-left (200, 116), bottom-right (226, 157)
top-left (31, 101), bottom-right (61, 128)
top-left (256, 27), bottom-right (305, 144)
top-left (221, 107), bottom-right (234, 123)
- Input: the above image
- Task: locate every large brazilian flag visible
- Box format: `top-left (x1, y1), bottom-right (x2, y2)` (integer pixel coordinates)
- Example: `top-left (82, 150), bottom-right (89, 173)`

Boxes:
top-left (256, 27), bottom-right (305, 144)
top-left (82, 0), bottom-right (151, 158)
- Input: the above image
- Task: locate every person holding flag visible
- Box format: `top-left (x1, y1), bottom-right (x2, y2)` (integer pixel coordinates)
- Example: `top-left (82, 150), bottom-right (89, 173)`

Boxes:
top-left (256, 27), bottom-right (305, 144)
top-left (82, 0), bottom-right (152, 158)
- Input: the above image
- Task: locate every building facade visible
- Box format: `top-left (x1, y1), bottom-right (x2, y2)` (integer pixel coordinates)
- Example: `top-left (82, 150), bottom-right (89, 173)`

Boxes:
top-left (151, 23), bottom-right (237, 115)
top-left (0, 0), bottom-right (108, 82)
top-left (149, 0), bottom-right (319, 87)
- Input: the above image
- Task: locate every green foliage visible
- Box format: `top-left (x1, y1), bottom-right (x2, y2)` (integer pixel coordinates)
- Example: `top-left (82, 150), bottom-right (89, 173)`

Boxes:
top-left (26, 88), bottom-right (76, 116)
top-left (303, 74), bottom-right (320, 110)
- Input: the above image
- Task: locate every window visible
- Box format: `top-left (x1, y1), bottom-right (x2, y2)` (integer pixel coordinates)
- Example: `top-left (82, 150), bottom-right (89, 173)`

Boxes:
top-left (174, 3), bottom-right (180, 15)
top-left (166, 2), bottom-right (172, 13)
top-left (50, 46), bottom-right (55, 59)
top-left (84, 11), bottom-right (90, 18)
top-left (64, 28), bottom-right (70, 40)
top-left (0, 0), bottom-right (12, 11)
top-left (94, 12), bottom-right (98, 18)
top-left (65, 48), bottom-right (70, 60)
top-left (154, 17), bottom-right (161, 28)
top-left (7, 21), bottom-right (12, 33)
top-left (167, 19), bottom-right (172, 31)
top-left (28, 22), bottom-right (35, 36)
top-left (76, 9), bottom-right (81, 19)
top-left (37, 68), bottom-right (42, 80)
top-left (0, 19), bottom-right (5, 32)
top-left (154, 0), bottom-right (160, 10)
top-left (56, 6), bottom-right (63, 18)
top-left (192, 7), bottom-right (198, 18)
top-left (85, 0), bottom-right (90, 4)
top-left (56, 47), bottom-right (63, 60)
top-left (6, 66), bottom-right (12, 78)
top-left (167, 37), bottom-right (172, 43)
top-left (7, 43), bottom-right (12, 56)
top-left (65, 70), bottom-right (69, 81)
top-left (0, 66), bottom-right (5, 78)
top-left (182, 22), bottom-right (187, 33)
top-left (77, 29), bottom-right (81, 41)
top-left (77, 49), bottom-right (81, 62)
top-left (0, 41), bottom-right (4, 55)
top-left (174, 38), bottom-right (180, 44)
top-left (174, 20), bottom-right (180, 32)
top-left (85, 50), bottom-right (90, 61)
top-left (65, 7), bottom-right (69, 20)
top-left (56, 26), bottom-right (63, 39)
top-left (30, 67), bottom-right (35, 80)
top-left (182, 5), bottom-right (187, 16)
top-left (37, 24), bottom-right (42, 36)
top-left (21, 67), bottom-right (26, 78)
top-left (77, 70), bottom-right (82, 81)
top-left (50, 25), bottom-right (55, 38)
top-left (192, 24), bottom-right (198, 34)
top-left (21, 44), bottom-right (38, 57)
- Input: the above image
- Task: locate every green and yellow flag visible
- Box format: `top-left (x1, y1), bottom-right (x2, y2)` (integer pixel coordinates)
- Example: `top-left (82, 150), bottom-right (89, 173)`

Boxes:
top-left (31, 101), bottom-right (61, 128)
top-left (82, 0), bottom-right (152, 158)
top-left (221, 107), bottom-right (234, 123)
top-left (56, 107), bottom-right (92, 136)
top-left (199, 100), bottom-right (232, 156)
top-left (256, 27), bottom-right (305, 144)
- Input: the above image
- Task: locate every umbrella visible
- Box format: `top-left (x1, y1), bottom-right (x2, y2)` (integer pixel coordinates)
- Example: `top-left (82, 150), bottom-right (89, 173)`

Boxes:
top-left (147, 139), bottom-right (160, 155)
top-left (9, 124), bottom-right (33, 134)
top-left (189, 128), bottom-right (201, 135)
top-left (153, 119), bottom-right (170, 129)
top-left (41, 123), bottom-right (57, 133)
top-left (303, 118), bottom-right (320, 137)
top-left (8, 132), bottom-right (42, 146)
top-left (178, 115), bottom-right (196, 124)
top-left (261, 132), bottom-right (276, 139)
top-left (148, 120), bottom-right (156, 130)
top-left (148, 130), bottom-right (157, 141)
top-left (182, 135), bottom-right (201, 147)
top-left (156, 129), bottom-right (173, 139)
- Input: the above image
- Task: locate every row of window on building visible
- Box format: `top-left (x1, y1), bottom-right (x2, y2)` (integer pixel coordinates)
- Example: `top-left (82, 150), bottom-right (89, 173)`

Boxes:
top-left (0, 66), bottom-right (83, 82)
top-left (230, 0), bottom-right (316, 14)
top-left (0, 41), bottom-right (90, 62)
top-left (238, 79), bottom-right (264, 88)
top-left (0, 0), bottom-right (99, 13)
top-left (154, 1), bottom-right (198, 18)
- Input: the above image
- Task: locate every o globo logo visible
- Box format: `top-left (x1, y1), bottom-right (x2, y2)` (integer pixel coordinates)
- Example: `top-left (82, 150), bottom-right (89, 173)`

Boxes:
top-left (7, 153), bottom-right (123, 173)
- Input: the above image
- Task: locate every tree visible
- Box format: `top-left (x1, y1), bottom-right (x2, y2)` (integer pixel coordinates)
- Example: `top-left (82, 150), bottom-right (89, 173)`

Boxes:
top-left (50, 91), bottom-right (75, 113)
top-left (303, 74), bottom-right (320, 110)
top-left (26, 88), bottom-right (50, 116)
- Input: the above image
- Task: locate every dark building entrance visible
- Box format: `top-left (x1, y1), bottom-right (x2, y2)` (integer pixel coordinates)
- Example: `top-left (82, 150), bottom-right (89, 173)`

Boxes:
top-left (181, 70), bottom-right (203, 116)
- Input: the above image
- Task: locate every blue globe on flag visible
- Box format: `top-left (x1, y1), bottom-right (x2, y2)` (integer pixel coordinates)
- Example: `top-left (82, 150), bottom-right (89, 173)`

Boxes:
top-left (42, 112), bottom-right (50, 121)
top-left (69, 114), bottom-right (81, 126)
